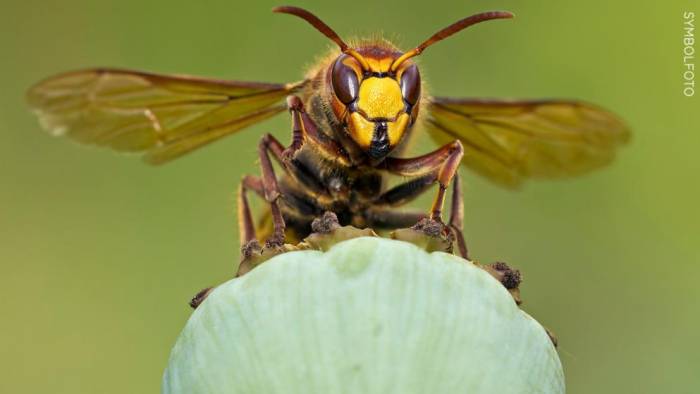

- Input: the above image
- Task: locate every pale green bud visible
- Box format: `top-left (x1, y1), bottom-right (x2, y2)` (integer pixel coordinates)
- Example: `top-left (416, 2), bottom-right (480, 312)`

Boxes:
top-left (163, 237), bottom-right (564, 394)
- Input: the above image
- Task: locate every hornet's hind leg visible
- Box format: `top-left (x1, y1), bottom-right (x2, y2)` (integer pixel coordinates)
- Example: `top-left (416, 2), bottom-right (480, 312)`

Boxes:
top-left (447, 173), bottom-right (468, 259)
top-left (234, 134), bottom-right (291, 276)
top-left (237, 175), bottom-right (265, 250)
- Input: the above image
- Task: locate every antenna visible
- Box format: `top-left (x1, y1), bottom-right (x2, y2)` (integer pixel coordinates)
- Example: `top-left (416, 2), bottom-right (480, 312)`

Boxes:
top-left (273, 6), bottom-right (371, 70)
top-left (390, 11), bottom-right (514, 72)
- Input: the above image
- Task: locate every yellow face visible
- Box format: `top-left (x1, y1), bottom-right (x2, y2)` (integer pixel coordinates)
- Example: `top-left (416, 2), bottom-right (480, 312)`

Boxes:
top-left (330, 54), bottom-right (421, 160)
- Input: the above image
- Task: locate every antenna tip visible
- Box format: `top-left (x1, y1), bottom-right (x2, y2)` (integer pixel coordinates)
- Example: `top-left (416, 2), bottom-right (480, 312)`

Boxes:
top-left (272, 5), bottom-right (296, 14)
top-left (495, 10), bottom-right (515, 19)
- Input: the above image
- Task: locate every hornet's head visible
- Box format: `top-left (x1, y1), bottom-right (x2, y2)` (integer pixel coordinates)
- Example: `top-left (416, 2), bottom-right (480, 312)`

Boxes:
top-left (273, 6), bottom-right (513, 161)
top-left (329, 49), bottom-right (420, 159)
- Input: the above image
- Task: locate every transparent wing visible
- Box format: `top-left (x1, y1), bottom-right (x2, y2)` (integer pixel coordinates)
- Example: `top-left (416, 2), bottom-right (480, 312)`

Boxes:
top-left (27, 68), bottom-right (304, 164)
top-left (424, 97), bottom-right (630, 187)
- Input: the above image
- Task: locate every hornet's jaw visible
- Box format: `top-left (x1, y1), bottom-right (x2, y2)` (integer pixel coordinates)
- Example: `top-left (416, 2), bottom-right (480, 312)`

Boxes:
top-left (347, 112), bottom-right (411, 161)
top-left (369, 121), bottom-right (390, 160)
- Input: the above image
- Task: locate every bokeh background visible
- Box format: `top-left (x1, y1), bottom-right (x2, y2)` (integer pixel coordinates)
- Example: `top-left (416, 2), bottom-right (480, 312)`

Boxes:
top-left (1, 0), bottom-right (698, 393)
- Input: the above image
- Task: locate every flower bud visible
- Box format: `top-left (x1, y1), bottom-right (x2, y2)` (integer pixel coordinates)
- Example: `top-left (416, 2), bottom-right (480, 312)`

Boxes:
top-left (163, 237), bottom-right (564, 394)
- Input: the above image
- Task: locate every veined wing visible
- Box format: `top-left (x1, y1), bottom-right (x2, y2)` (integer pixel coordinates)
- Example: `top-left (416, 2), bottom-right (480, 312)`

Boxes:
top-left (425, 97), bottom-right (630, 187)
top-left (27, 68), bottom-right (305, 164)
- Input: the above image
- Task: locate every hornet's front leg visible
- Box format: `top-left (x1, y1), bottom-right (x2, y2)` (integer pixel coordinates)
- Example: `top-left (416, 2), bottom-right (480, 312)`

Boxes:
top-left (382, 140), bottom-right (464, 221)
top-left (379, 141), bottom-right (468, 258)
top-left (283, 96), bottom-right (350, 164)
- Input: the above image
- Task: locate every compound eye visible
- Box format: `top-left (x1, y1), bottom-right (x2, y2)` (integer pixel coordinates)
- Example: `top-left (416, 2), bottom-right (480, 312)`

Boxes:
top-left (400, 64), bottom-right (421, 105)
top-left (331, 55), bottom-right (360, 105)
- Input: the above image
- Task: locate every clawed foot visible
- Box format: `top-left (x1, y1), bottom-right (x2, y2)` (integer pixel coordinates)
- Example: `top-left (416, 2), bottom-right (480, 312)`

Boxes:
top-left (237, 212), bottom-right (376, 276)
top-left (237, 236), bottom-right (301, 277)
top-left (311, 211), bottom-right (341, 234)
top-left (480, 261), bottom-right (523, 305)
top-left (412, 217), bottom-right (450, 238)
top-left (391, 217), bottom-right (455, 254)
top-left (304, 212), bottom-right (377, 251)
top-left (189, 286), bottom-right (214, 309)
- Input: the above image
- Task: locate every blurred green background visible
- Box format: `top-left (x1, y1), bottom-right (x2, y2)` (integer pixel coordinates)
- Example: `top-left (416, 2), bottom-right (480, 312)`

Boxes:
top-left (1, 0), bottom-right (698, 393)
